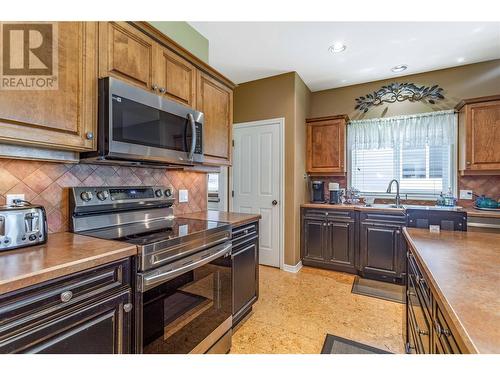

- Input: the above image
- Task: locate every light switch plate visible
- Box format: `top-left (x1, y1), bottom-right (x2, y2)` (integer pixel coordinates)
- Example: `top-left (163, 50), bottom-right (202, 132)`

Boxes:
top-left (179, 189), bottom-right (188, 203)
top-left (459, 190), bottom-right (473, 200)
top-left (6, 194), bottom-right (25, 205)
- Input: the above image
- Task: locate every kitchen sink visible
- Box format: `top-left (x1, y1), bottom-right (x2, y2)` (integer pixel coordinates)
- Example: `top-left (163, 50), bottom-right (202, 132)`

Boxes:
top-left (363, 203), bottom-right (404, 209)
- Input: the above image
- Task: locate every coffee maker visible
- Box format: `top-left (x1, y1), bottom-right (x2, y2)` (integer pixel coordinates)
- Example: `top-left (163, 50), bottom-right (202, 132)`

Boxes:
top-left (311, 181), bottom-right (325, 203)
top-left (328, 182), bottom-right (342, 204)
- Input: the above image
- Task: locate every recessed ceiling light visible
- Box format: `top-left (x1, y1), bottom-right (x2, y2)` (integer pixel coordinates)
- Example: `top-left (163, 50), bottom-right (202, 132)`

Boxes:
top-left (391, 64), bottom-right (408, 73)
top-left (329, 42), bottom-right (346, 53)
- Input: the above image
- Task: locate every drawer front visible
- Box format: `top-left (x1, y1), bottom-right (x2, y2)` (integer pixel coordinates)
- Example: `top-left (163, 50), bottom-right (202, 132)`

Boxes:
top-left (0, 258), bottom-right (131, 339)
top-left (232, 222), bottom-right (258, 247)
top-left (407, 304), bottom-right (423, 354)
top-left (303, 208), bottom-right (355, 221)
top-left (407, 274), bottom-right (431, 353)
top-left (408, 252), bottom-right (431, 312)
top-left (434, 303), bottom-right (462, 354)
top-left (360, 212), bottom-right (406, 225)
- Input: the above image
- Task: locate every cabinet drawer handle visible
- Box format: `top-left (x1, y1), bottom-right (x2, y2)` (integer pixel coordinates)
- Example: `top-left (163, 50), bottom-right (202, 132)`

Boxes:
top-left (418, 329), bottom-right (429, 336)
top-left (60, 291), bottom-right (73, 303)
top-left (434, 320), bottom-right (451, 337)
top-left (123, 303), bottom-right (133, 313)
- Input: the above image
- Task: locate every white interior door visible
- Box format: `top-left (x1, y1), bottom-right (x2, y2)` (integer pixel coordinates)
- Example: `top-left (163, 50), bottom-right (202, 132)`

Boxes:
top-left (232, 119), bottom-right (283, 268)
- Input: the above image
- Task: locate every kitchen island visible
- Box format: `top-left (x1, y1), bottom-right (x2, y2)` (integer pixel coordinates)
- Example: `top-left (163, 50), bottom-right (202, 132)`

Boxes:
top-left (403, 227), bottom-right (500, 354)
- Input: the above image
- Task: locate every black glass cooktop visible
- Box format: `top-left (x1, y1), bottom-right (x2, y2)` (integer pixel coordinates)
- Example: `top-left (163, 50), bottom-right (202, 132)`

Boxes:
top-left (81, 217), bottom-right (227, 246)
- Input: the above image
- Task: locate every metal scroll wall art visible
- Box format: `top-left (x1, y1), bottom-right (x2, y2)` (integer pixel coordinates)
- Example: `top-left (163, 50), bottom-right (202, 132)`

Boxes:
top-left (354, 83), bottom-right (445, 113)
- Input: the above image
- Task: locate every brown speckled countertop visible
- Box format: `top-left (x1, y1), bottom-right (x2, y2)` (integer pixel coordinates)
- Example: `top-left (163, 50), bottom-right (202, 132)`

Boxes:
top-left (0, 232), bottom-right (137, 295)
top-left (463, 207), bottom-right (500, 219)
top-left (178, 210), bottom-right (261, 226)
top-left (403, 227), bottom-right (500, 354)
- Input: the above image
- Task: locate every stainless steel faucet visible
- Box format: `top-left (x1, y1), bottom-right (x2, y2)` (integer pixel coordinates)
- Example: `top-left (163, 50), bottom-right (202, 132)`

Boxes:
top-left (386, 179), bottom-right (401, 207)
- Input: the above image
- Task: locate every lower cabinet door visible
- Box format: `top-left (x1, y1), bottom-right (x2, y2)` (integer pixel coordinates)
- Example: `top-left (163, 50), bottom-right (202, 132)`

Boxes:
top-left (0, 289), bottom-right (132, 354)
top-left (302, 218), bottom-right (327, 261)
top-left (359, 222), bottom-right (402, 280)
top-left (232, 237), bottom-right (258, 324)
top-left (326, 220), bottom-right (356, 272)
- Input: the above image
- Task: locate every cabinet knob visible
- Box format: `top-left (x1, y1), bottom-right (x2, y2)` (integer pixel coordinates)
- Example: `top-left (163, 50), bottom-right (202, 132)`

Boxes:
top-left (466, 161), bottom-right (471, 165)
top-left (418, 328), bottom-right (429, 336)
top-left (152, 84), bottom-right (159, 91)
top-left (123, 303), bottom-right (133, 313)
top-left (60, 290), bottom-right (73, 303)
top-left (85, 131), bottom-right (94, 140)
top-left (323, 223), bottom-right (327, 226)
top-left (159, 87), bottom-right (166, 94)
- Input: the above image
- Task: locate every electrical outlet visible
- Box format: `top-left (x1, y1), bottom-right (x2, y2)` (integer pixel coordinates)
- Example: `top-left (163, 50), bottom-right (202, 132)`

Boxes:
top-left (6, 194), bottom-right (25, 205)
top-left (179, 189), bottom-right (188, 203)
top-left (459, 190), bottom-right (473, 200)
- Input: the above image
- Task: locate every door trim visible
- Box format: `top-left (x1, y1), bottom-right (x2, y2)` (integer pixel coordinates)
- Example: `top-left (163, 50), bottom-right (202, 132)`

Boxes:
top-left (231, 117), bottom-right (285, 270)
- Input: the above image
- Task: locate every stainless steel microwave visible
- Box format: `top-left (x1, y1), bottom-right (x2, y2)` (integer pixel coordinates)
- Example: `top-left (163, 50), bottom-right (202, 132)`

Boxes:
top-left (81, 77), bottom-right (204, 166)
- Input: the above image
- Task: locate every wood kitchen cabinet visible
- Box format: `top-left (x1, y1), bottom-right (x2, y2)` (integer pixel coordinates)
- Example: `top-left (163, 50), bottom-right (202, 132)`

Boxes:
top-left (98, 21), bottom-right (155, 91)
top-left (197, 71), bottom-right (233, 166)
top-left (0, 259), bottom-right (132, 354)
top-left (301, 208), bottom-right (356, 273)
top-left (0, 22), bottom-right (98, 152)
top-left (358, 212), bottom-right (406, 283)
top-left (456, 95), bottom-right (500, 174)
top-left (155, 46), bottom-right (197, 107)
top-left (306, 115), bottom-right (349, 175)
top-left (405, 246), bottom-right (464, 354)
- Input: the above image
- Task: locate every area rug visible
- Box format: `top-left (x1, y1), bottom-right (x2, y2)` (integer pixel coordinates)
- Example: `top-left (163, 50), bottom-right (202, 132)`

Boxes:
top-left (321, 334), bottom-right (391, 354)
top-left (351, 276), bottom-right (404, 304)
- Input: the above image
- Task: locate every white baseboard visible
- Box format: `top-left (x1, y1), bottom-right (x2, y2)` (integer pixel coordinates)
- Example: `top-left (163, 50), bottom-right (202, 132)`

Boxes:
top-left (282, 261), bottom-right (303, 273)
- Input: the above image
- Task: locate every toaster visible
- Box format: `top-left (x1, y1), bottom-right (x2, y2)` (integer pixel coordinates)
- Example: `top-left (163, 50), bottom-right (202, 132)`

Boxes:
top-left (0, 205), bottom-right (48, 252)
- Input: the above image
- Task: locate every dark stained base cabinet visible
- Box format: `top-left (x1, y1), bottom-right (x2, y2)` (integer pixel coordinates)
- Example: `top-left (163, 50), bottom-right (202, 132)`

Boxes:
top-left (358, 212), bottom-right (406, 283)
top-left (405, 247), bottom-right (464, 354)
top-left (0, 259), bottom-right (133, 354)
top-left (232, 221), bottom-right (259, 327)
top-left (301, 208), bottom-right (356, 274)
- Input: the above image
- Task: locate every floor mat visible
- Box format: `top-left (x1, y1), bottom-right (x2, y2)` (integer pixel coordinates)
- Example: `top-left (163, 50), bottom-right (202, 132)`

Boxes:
top-left (321, 334), bottom-right (391, 354)
top-left (351, 276), bottom-right (404, 304)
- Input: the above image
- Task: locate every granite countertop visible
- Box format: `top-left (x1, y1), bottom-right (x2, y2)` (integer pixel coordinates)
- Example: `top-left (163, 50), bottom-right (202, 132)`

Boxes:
top-left (403, 227), bottom-right (500, 354)
top-left (0, 232), bottom-right (137, 295)
top-left (463, 207), bottom-right (500, 219)
top-left (178, 210), bottom-right (261, 226)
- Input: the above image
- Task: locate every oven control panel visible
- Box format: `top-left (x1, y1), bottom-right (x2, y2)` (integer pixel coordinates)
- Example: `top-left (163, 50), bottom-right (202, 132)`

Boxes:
top-left (71, 186), bottom-right (175, 211)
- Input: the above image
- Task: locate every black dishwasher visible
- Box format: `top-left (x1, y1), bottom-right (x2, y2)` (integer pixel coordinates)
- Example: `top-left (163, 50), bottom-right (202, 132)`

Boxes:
top-left (231, 221), bottom-right (259, 326)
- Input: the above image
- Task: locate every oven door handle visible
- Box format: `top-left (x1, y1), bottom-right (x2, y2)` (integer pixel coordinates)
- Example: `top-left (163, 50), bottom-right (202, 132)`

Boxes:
top-left (187, 113), bottom-right (196, 161)
top-left (139, 243), bottom-right (232, 292)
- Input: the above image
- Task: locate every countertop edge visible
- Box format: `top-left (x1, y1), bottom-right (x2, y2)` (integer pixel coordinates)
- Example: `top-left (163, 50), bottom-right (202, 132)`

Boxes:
top-left (402, 227), bottom-right (479, 354)
top-left (0, 238), bottom-right (137, 295)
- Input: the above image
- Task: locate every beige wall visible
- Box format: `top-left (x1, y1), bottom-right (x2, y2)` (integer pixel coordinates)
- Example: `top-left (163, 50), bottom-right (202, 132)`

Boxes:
top-left (233, 72), bottom-right (311, 266)
top-left (310, 59), bottom-right (500, 120)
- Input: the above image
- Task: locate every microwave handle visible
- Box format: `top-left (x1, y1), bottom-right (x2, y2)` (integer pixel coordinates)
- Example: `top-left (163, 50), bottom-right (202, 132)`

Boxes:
top-left (187, 113), bottom-right (196, 161)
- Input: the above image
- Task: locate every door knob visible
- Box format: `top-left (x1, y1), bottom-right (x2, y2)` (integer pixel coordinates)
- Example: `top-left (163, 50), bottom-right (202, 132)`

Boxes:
top-left (272, 200), bottom-right (278, 206)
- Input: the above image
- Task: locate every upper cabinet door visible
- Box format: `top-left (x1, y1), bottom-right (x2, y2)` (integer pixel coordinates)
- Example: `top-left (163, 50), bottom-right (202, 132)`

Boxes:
top-left (197, 71), bottom-right (233, 166)
top-left (306, 116), bottom-right (347, 174)
top-left (155, 47), bottom-right (196, 107)
top-left (99, 22), bottom-right (155, 91)
top-left (0, 22), bottom-right (97, 151)
top-left (466, 100), bottom-right (500, 171)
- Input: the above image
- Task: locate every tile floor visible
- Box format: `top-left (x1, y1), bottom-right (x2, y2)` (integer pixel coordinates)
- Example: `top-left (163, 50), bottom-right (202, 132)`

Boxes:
top-left (231, 266), bottom-right (404, 354)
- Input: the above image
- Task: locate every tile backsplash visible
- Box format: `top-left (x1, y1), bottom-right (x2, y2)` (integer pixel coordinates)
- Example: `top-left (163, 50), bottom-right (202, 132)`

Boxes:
top-left (0, 159), bottom-right (207, 233)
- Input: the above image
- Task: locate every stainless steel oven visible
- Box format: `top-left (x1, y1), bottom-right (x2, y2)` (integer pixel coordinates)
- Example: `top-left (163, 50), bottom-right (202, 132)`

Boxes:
top-left (70, 185), bottom-right (233, 354)
top-left (81, 77), bottom-right (204, 166)
top-left (137, 240), bottom-right (233, 354)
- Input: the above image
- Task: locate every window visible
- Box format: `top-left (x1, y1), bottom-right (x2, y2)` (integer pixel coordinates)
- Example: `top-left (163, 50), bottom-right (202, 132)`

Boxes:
top-left (349, 111), bottom-right (457, 197)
